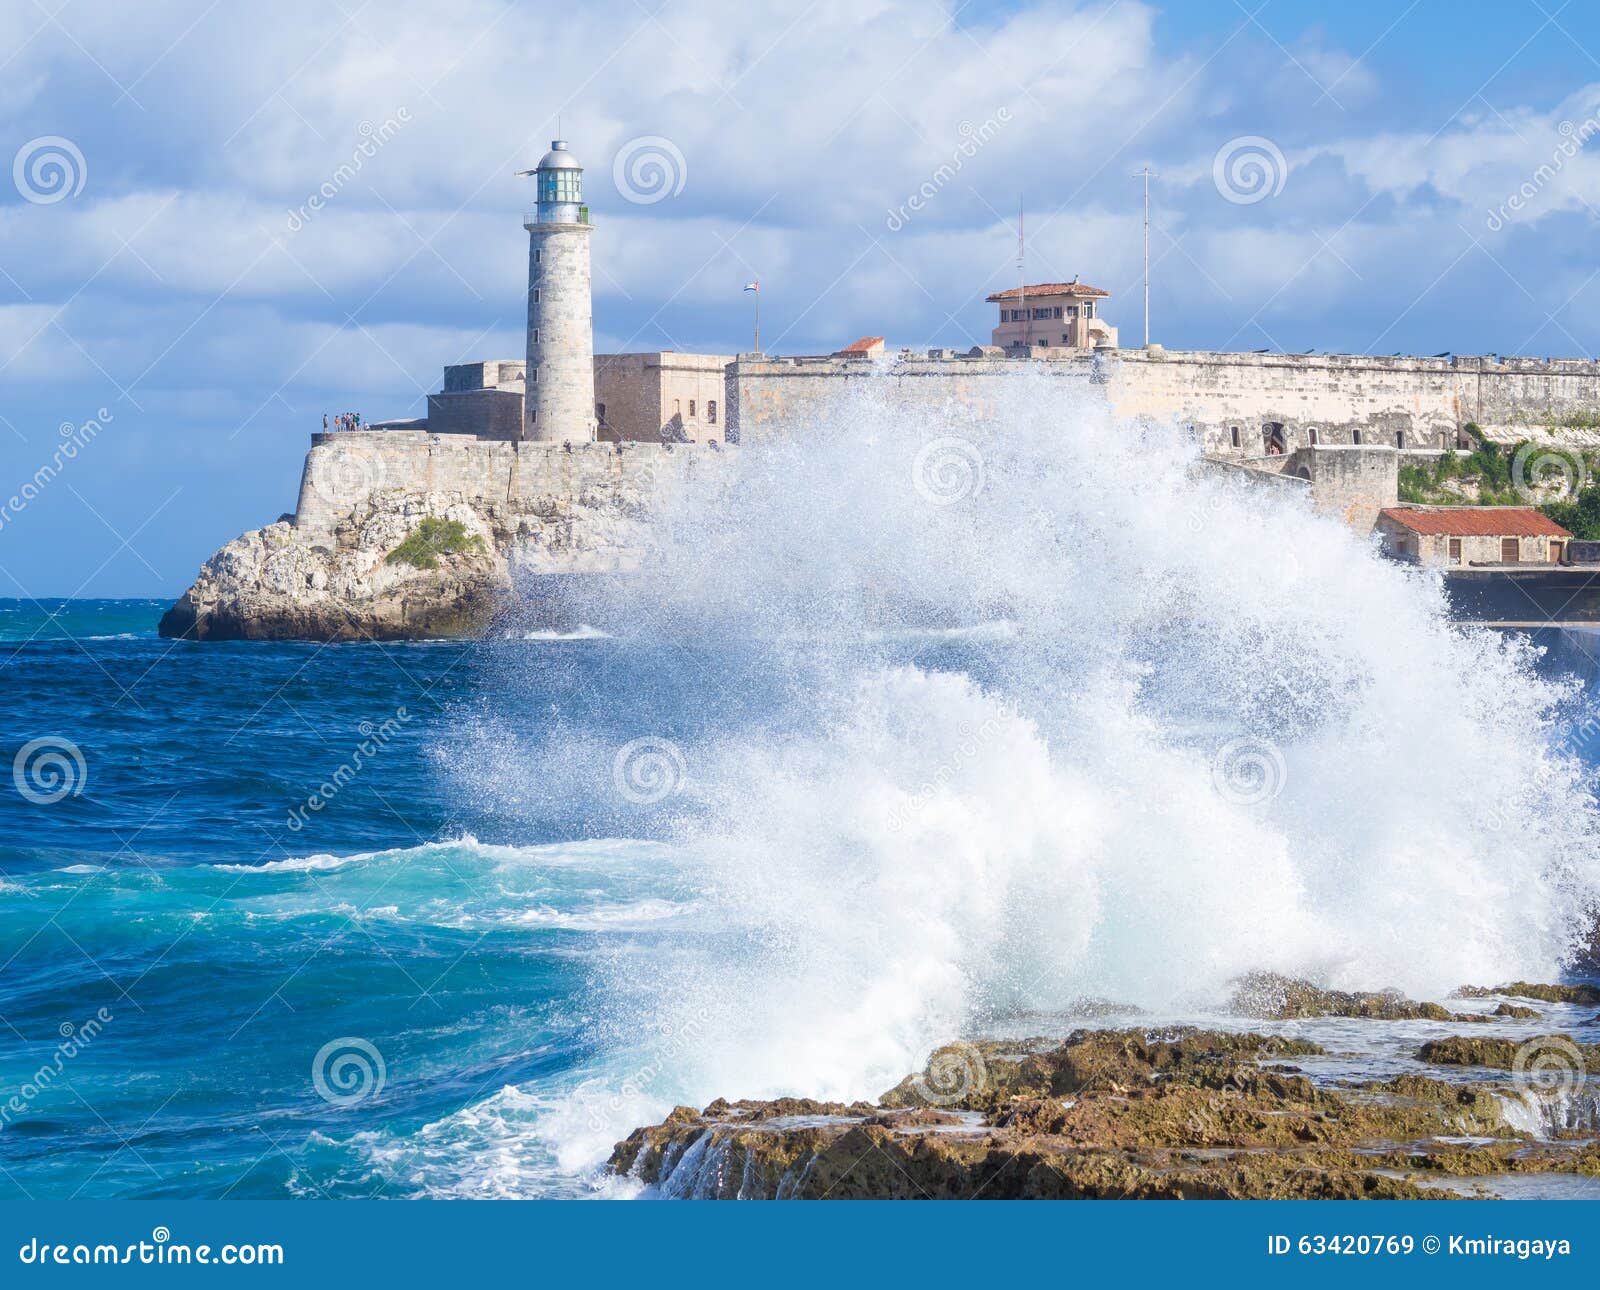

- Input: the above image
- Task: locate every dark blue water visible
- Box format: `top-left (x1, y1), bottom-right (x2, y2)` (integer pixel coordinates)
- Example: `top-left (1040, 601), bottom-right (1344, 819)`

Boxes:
top-left (0, 600), bottom-right (728, 1198)
top-left (5, 600), bottom-right (1600, 1199)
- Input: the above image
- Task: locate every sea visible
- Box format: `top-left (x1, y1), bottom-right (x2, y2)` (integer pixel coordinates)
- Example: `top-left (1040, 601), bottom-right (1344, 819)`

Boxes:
top-left (4, 372), bottom-right (1600, 1199)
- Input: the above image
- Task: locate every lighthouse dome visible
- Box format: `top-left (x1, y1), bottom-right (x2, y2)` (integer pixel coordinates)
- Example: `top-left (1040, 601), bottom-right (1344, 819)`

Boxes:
top-left (537, 140), bottom-right (582, 171)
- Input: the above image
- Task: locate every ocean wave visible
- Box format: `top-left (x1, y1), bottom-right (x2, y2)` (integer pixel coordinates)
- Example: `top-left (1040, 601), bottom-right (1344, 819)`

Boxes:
top-left (517, 625), bottom-right (612, 641)
top-left (211, 835), bottom-right (674, 876)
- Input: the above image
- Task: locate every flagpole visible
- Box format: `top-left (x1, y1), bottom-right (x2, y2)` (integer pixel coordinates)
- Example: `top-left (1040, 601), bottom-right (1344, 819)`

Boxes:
top-left (744, 281), bottom-right (761, 354)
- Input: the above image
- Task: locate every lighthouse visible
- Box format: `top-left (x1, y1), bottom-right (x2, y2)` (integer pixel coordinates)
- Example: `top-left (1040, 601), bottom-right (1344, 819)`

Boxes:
top-left (522, 140), bottom-right (596, 443)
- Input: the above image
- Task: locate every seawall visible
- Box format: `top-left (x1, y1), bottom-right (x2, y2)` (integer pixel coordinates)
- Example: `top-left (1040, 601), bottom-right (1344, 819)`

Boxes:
top-left (729, 348), bottom-right (1600, 458)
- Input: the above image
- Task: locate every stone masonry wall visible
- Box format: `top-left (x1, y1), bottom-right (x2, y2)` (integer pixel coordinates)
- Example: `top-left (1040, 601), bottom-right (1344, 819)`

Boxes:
top-left (728, 349), bottom-right (1600, 455)
top-left (294, 429), bottom-right (719, 563)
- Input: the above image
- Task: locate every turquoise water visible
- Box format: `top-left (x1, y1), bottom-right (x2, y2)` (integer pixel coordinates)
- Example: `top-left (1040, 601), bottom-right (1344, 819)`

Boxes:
top-left (0, 599), bottom-right (716, 1198)
top-left (4, 594), bottom-right (1600, 1200)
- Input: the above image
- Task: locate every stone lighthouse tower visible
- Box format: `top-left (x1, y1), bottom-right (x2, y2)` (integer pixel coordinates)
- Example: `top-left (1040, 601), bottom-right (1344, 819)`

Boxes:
top-left (522, 140), bottom-right (596, 443)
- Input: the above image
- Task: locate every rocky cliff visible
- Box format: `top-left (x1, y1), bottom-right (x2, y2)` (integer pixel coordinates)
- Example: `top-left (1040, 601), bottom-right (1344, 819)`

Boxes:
top-left (159, 495), bottom-right (507, 642)
top-left (160, 432), bottom-right (710, 642)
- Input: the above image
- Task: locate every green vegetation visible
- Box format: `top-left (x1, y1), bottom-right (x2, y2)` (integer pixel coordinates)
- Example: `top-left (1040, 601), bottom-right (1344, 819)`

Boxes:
top-left (385, 517), bottom-right (483, 570)
top-left (1395, 427), bottom-right (1597, 529)
top-left (1542, 487), bottom-right (1600, 539)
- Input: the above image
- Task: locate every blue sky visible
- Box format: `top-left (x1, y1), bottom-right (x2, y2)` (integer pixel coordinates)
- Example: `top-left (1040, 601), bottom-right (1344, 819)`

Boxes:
top-left (6, 0), bottom-right (1600, 596)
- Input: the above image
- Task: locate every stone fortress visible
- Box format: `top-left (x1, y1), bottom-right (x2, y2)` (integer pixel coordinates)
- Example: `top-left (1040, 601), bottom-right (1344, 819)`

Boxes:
top-left (160, 139), bottom-right (1600, 639)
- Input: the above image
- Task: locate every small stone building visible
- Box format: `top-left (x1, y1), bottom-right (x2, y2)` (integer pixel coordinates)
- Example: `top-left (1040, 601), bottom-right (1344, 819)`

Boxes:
top-left (987, 281), bottom-right (1117, 351)
top-left (1376, 506), bottom-right (1572, 566)
top-left (593, 351), bottom-right (733, 444)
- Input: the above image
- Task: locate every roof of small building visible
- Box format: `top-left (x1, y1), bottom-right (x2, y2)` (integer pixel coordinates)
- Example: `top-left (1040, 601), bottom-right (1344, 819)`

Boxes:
top-left (836, 336), bottom-right (885, 354)
top-left (1378, 506), bottom-right (1572, 537)
top-left (987, 282), bottom-right (1110, 302)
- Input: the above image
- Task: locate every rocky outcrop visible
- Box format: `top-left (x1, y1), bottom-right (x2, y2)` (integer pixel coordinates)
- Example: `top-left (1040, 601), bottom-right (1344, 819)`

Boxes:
top-left (609, 979), bottom-right (1600, 1200)
top-left (160, 480), bottom-right (653, 642)
top-left (1230, 971), bottom-right (1537, 1021)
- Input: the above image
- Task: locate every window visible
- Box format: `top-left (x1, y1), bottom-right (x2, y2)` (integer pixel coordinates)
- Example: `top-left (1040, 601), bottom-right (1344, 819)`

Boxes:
top-left (1501, 537), bottom-right (1520, 563)
top-left (674, 399), bottom-right (681, 415)
top-left (1062, 334), bottom-right (1070, 343)
top-left (707, 400), bottom-right (717, 424)
top-left (529, 366), bottom-right (537, 382)
top-left (1395, 431), bottom-right (1406, 448)
top-left (1230, 426), bottom-right (1240, 448)
top-left (1066, 305), bottom-right (1079, 317)
top-left (1308, 427), bottom-right (1318, 445)
top-left (1040, 338), bottom-right (1049, 346)
top-left (688, 400), bottom-right (696, 418)
top-left (536, 249), bottom-right (542, 264)
top-left (1033, 306), bottom-right (1051, 320)
top-left (1449, 538), bottom-right (1462, 564)
top-left (1053, 306), bottom-right (1063, 319)
top-left (1352, 430), bottom-right (1362, 445)
top-left (533, 289), bottom-right (540, 303)
top-left (531, 329), bottom-right (539, 344)
top-left (596, 402), bottom-right (606, 424)
top-left (536, 167), bottom-right (582, 204)
top-left (1085, 302), bottom-right (1095, 318)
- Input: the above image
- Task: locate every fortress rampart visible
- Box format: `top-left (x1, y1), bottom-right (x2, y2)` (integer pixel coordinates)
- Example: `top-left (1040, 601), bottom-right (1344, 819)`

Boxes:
top-left (294, 429), bottom-right (718, 547)
top-left (727, 349), bottom-right (1600, 457)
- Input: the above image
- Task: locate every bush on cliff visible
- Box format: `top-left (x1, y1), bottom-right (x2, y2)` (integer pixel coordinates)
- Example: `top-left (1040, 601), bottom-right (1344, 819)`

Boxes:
top-left (1542, 486), bottom-right (1600, 539)
top-left (385, 517), bottom-right (482, 570)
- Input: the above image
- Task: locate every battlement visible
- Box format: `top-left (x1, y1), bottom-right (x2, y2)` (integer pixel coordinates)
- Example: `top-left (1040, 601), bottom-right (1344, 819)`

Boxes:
top-left (728, 346), bottom-right (1600, 455)
top-left (295, 430), bottom-right (728, 535)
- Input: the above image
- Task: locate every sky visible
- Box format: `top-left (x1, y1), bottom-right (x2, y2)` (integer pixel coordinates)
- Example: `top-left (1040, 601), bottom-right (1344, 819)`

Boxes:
top-left (6, 0), bottom-right (1600, 596)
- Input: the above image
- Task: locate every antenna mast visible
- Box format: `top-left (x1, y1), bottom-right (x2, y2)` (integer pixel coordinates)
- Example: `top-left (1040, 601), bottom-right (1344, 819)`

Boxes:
top-left (1133, 167), bottom-right (1155, 347)
top-left (1017, 198), bottom-right (1027, 351)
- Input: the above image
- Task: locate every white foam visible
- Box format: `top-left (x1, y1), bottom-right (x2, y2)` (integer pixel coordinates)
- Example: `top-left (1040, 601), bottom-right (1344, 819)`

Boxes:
top-left (493, 367), bottom-right (1600, 1149)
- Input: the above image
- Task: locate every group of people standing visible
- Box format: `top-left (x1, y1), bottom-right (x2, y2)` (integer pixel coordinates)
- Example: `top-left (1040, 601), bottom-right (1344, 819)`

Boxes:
top-left (324, 412), bottom-right (363, 432)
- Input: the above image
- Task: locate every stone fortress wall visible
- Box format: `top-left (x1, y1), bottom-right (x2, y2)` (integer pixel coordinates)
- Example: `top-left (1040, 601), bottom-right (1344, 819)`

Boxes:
top-left (725, 347), bottom-right (1600, 536)
top-left (309, 347), bottom-right (1600, 546)
top-left (293, 428), bottom-right (720, 570)
top-left (728, 347), bottom-right (1600, 454)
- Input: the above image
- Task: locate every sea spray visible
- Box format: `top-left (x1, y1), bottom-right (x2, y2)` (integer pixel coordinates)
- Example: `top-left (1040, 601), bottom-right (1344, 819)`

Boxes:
top-left (462, 366), bottom-right (1600, 1148)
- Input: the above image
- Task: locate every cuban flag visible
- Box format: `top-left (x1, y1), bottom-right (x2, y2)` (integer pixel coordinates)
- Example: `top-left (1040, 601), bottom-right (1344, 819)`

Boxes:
top-left (743, 281), bottom-right (759, 292)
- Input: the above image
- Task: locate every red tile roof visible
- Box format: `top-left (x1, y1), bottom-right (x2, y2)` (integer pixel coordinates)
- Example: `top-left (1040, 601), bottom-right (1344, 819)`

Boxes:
top-left (837, 336), bottom-right (884, 353)
top-left (1379, 507), bottom-right (1571, 537)
top-left (987, 282), bottom-right (1110, 302)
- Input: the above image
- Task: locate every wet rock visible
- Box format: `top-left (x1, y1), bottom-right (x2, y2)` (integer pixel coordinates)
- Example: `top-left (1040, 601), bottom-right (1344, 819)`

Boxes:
top-left (1418, 1035), bottom-right (1600, 1071)
top-left (611, 1025), bottom-right (1550, 1200)
top-left (1230, 972), bottom-right (1462, 1021)
top-left (1456, 982), bottom-right (1600, 1006)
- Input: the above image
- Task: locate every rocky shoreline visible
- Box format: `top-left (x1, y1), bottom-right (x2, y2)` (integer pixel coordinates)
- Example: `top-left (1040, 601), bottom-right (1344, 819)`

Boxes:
top-left (607, 976), bottom-right (1600, 1200)
top-left (158, 482), bottom-right (647, 642)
